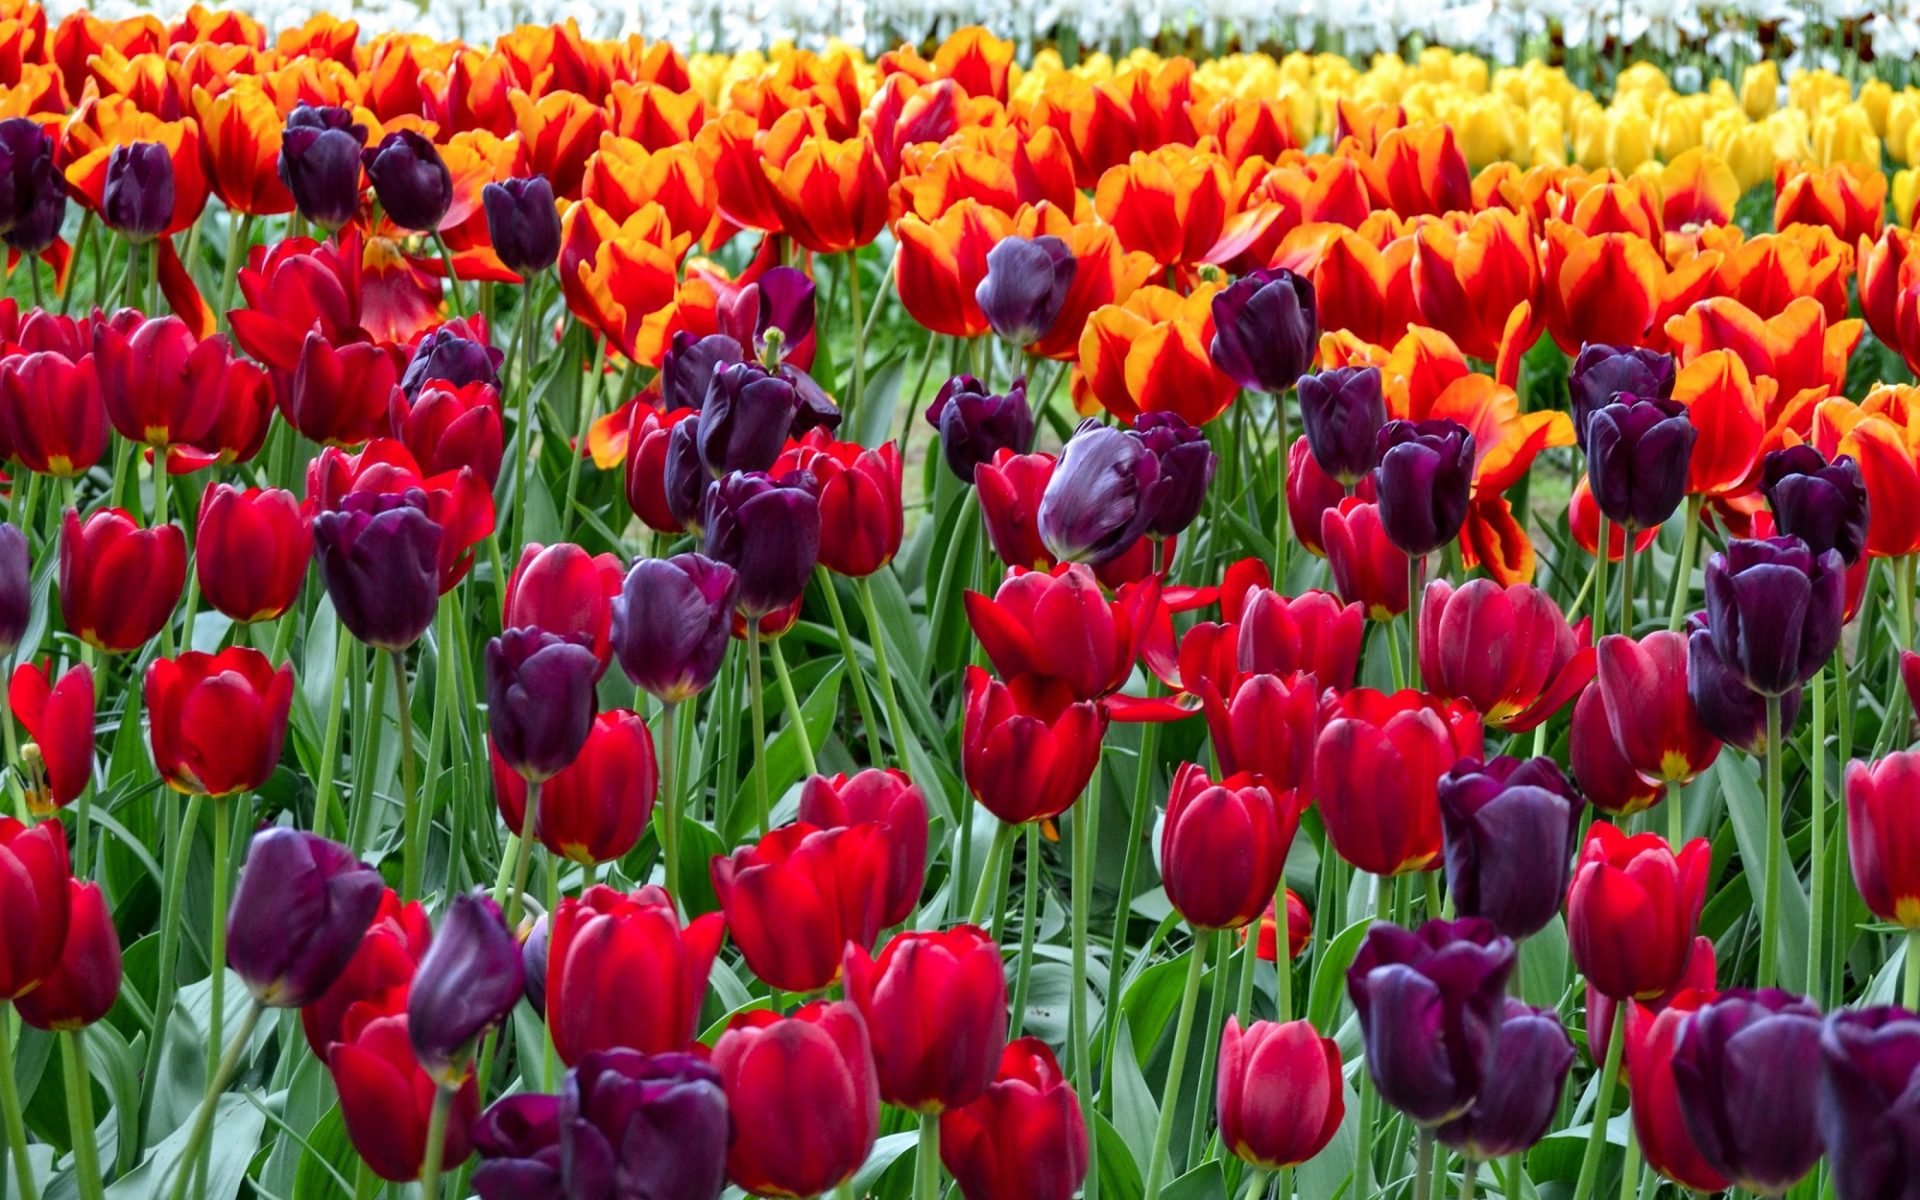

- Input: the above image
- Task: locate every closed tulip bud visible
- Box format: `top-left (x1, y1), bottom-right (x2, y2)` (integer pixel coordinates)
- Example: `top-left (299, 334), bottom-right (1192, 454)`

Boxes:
top-left (1586, 396), bottom-right (1695, 531)
top-left (408, 892), bottom-right (524, 1083)
top-left (520, 915), bottom-right (548, 1018)
top-left (561, 1051), bottom-right (729, 1200)
top-left (146, 647), bottom-right (292, 797)
top-left (714, 1002), bottom-right (880, 1199)
top-left (1347, 918), bottom-right (1515, 1125)
top-left (966, 563), bottom-right (1158, 702)
top-left (1298, 366), bottom-right (1387, 487)
top-left (977, 449), bottom-right (1056, 570)
top-left (196, 485), bottom-right (312, 623)
top-left (610, 554), bottom-right (737, 704)
top-left (699, 362), bottom-right (800, 477)
top-left (9, 661), bottom-right (93, 815)
top-left (1133, 413), bottom-right (1216, 540)
top-left (329, 1012), bottom-right (478, 1181)
top-left (285, 331), bottom-right (400, 446)
top-left (1037, 418), bottom-right (1164, 565)
top-left (712, 822), bottom-right (890, 994)
top-left (1209, 268), bottom-right (1317, 395)
top-left (925, 375), bottom-right (1033, 484)
top-left (1845, 751), bottom-right (1920, 928)
top-left (1322, 498), bottom-right (1410, 620)
top-left (278, 104), bottom-right (366, 231)
top-left (1200, 671), bottom-right (1320, 794)
top-left (470, 1094), bottom-right (562, 1200)
top-left (1595, 631), bottom-right (1721, 786)
top-left (1249, 891), bottom-right (1313, 963)
top-left (0, 118), bottom-right (63, 255)
top-left (1703, 536), bottom-right (1845, 696)
top-left (659, 333), bottom-right (739, 416)
top-left (0, 522), bottom-right (27, 656)
top-left (702, 470), bottom-right (820, 618)
top-left (1435, 1000), bottom-right (1575, 1160)
top-left (1672, 990), bottom-right (1826, 1196)
top-left (485, 627), bottom-right (599, 784)
top-left (1372, 418), bottom-right (1475, 558)
top-left (1587, 936), bottom-right (1717, 1072)
top-left (662, 418), bottom-right (709, 533)
top-left (1288, 435), bottom-right (1374, 555)
top-left (15, 880), bottom-right (119, 1032)
top-left (1762, 446), bottom-right (1869, 564)
top-left (102, 142), bottom-right (173, 242)
top-left (364, 129), bottom-right (452, 232)
top-left (300, 889), bottom-right (431, 1056)
top-left (843, 927), bottom-right (1008, 1112)
top-left (624, 406), bottom-right (697, 534)
top-left (0, 350), bottom-right (106, 477)
top-left (962, 666), bottom-right (1107, 826)
top-left (1161, 763), bottom-right (1300, 931)
top-left (400, 322), bottom-right (503, 401)
top-left (1315, 688), bottom-right (1484, 876)
top-left (493, 709), bottom-right (655, 865)
top-left (91, 315), bottom-right (236, 450)
top-left (1236, 587), bottom-right (1365, 689)
top-left (228, 827), bottom-right (383, 1007)
top-left (977, 235), bottom-right (1076, 346)
top-left (1217, 1016), bottom-right (1344, 1170)
top-left (940, 1038), bottom-right (1088, 1200)
top-left (1439, 756), bottom-right (1581, 940)
top-left (1817, 1007), bottom-right (1920, 1200)
top-left (1419, 579), bottom-right (1595, 731)
top-left (482, 175), bottom-right (561, 276)
top-left (313, 492), bottom-right (443, 651)
top-left (59, 507), bottom-right (186, 653)
top-left (798, 770), bottom-right (928, 929)
top-left (1687, 625), bottom-right (1800, 754)
top-left (547, 885), bottom-right (724, 1064)
top-left (1569, 343), bottom-right (1675, 454)
top-left (1567, 822), bottom-right (1711, 1000)
top-left (394, 380), bottom-right (504, 486)
top-left (0, 819), bottom-right (68, 999)
top-left (775, 431), bottom-right (903, 577)
top-left (1568, 684), bottom-right (1661, 815)
top-left (503, 543), bottom-right (621, 674)
top-left (1627, 991), bottom-right (1730, 1192)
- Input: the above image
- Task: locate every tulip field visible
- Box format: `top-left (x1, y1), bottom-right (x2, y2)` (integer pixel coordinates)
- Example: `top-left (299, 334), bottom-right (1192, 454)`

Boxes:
top-left (6, 6), bottom-right (1920, 1200)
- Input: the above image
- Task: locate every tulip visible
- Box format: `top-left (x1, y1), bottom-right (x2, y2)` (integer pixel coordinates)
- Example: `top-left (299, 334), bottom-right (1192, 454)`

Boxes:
top-left (1594, 630), bottom-right (1722, 786)
top-left (798, 770), bottom-right (928, 929)
top-left (1210, 268), bottom-right (1317, 395)
top-left (1567, 822), bottom-right (1711, 1000)
top-left (1133, 413), bottom-right (1217, 541)
top-left (1626, 991), bottom-right (1731, 1192)
top-left (610, 554), bottom-right (738, 703)
top-left (329, 1011), bottom-right (479, 1181)
top-left (1568, 683), bottom-right (1661, 814)
top-left (1419, 579), bottom-right (1594, 731)
top-left (711, 822), bottom-right (890, 993)
top-left (1439, 756), bottom-right (1581, 940)
top-left (775, 431), bottom-right (903, 577)
top-left (965, 563), bottom-right (1158, 702)
top-left (1200, 671), bottom-right (1320, 794)
top-left (90, 315), bottom-right (236, 450)
top-left (278, 104), bottom-right (367, 232)
top-left (407, 892), bottom-right (524, 1083)
top-left (1687, 626), bottom-right (1800, 754)
top-left (1235, 587), bottom-right (1365, 689)
top-left (940, 1037), bottom-right (1087, 1200)
top-left (1216, 1016), bottom-right (1344, 1170)
top-left (59, 508), bottom-right (186, 654)
top-left (1703, 536), bottom-right (1845, 696)
top-left (0, 350), bottom-right (106, 477)
top-left (300, 889), bottom-right (431, 1055)
top-left (8, 662), bottom-right (93, 814)
top-left (145, 647), bottom-right (293, 797)
top-left (1817, 1007), bottom-right (1920, 1200)
top-left (0, 522), bottom-right (24, 657)
top-left (228, 235), bottom-right (362, 371)
top-left (1434, 1000), bottom-right (1575, 1160)
top-left (1371, 418), bottom-right (1475, 559)
top-left (1250, 891), bottom-right (1313, 963)
top-left (281, 331), bottom-right (399, 446)
top-left (228, 828), bottom-right (384, 1008)
top-left (1314, 688), bottom-right (1484, 876)
top-left (547, 885), bottom-right (725, 1064)
top-left (561, 1050), bottom-right (730, 1200)
top-left (975, 449), bottom-right (1055, 570)
top-left (483, 175), bottom-right (562, 276)
top-left (102, 142), bottom-right (173, 241)
top-left (661, 420), bottom-right (709, 533)
top-left (1161, 763), bottom-right (1299, 931)
top-left (0, 118), bottom-right (63, 256)
top-left (977, 235), bottom-right (1076, 346)
top-left (364, 129), bottom-right (452, 232)
top-left (469, 1094), bottom-right (562, 1200)
top-left (312, 492), bottom-right (444, 652)
top-left (698, 362), bottom-right (800, 477)
top-left (0, 818), bottom-right (68, 1000)
top-left (962, 667), bottom-right (1107, 826)
top-left (401, 322), bottom-right (503, 401)
top-left (1844, 751), bottom-right (1920, 928)
top-left (1762, 446), bottom-right (1869, 564)
top-left (394, 380), bottom-right (504, 486)
top-left (1569, 344), bottom-right (1675, 454)
top-left (702, 470), bottom-right (820, 618)
top-left (717, 267), bottom-right (817, 365)
top-left (485, 627), bottom-right (600, 784)
top-left (624, 406), bottom-right (698, 534)
top-left (1586, 396), bottom-right (1695, 531)
top-left (925, 375), bottom-right (1034, 484)
top-left (713, 1002), bottom-right (880, 1198)
top-left (1587, 935), bottom-right (1718, 1072)
top-left (493, 709), bottom-right (655, 866)
top-left (502, 543), bottom-right (621, 672)
top-left (843, 927), bottom-right (1008, 1112)
top-left (1672, 989), bottom-right (1826, 1195)
top-left (1036, 418), bottom-right (1163, 565)
top-left (1298, 366), bottom-right (1387, 487)
top-left (1322, 498), bottom-right (1410, 619)
top-left (195, 485), bottom-right (312, 623)
top-left (14, 879), bottom-right (120, 1032)
top-left (1346, 918), bottom-right (1515, 1124)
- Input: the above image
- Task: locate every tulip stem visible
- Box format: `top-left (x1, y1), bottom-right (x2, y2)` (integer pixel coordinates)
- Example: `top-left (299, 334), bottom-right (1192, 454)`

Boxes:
top-left (559, 340), bottom-right (607, 539)
top-left (205, 794), bottom-right (233, 1176)
top-left (1384, 617), bottom-right (1407, 692)
top-left (503, 780), bottom-right (541, 928)
top-left (1274, 387), bottom-right (1290, 586)
top-left (659, 701), bottom-right (683, 909)
top-left (1666, 496), bottom-right (1704, 632)
top-left (416, 1082), bottom-right (454, 1200)
top-left (390, 650), bottom-right (423, 902)
top-left (1567, 1007), bottom-right (1624, 1200)
top-left (1010, 823), bottom-right (1039, 1040)
top-left (1905, 929), bottom-right (1920, 1010)
top-left (430, 230), bottom-right (466, 316)
top-left (845, 249), bottom-right (866, 420)
top-left (1413, 1132), bottom-right (1435, 1200)
top-left (215, 213), bottom-right (253, 335)
top-left (507, 273), bottom-right (540, 563)
top-left (1070, 769), bottom-right (1100, 1200)
top-left (1617, 531), bottom-right (1635, 636)
top-left (854, 576), bottom-right (909, 770)
top-left (1458, 1163), bottom-right (1476, 1200)
top-left (746, 621), bottom-right (771, 838)
top-left (1614, 1127), bottom-right (1639, 1200)
top-left (1592, 516), bottom-right (1609, 641)
top-left (1143, 931), bottom-right (1211, 1199)
top-left (1103, 702), bottom-right (1161, 1083)
top-left (60, 1030), bottom-right (104, 1200)
top-left (816, 569), bottom-right (884, 766)
top-left (914, 1112), bottom-right (941, 1200)
top-left (1664, 779), bottom-right (1682, 847)
top-left (0, 1010), bottom-right (37, 1200)
top-left (968, 820), bottom-right (1015, 927)
top-left (1186, 932), bottom-right (1232, 1168)
top-left (137, 790), bottom-right (203, 1167)
top-left (1407, 557), bottom-right (1423, 689)
top-left (1759, 693), bottom-right (1783, 989)
top-left (767, 618), bottom-right (817, 778)
top-left (165, 999), bottom-right (262, 1200)
top-left (1808, 668), bottom-right (1827, 1005)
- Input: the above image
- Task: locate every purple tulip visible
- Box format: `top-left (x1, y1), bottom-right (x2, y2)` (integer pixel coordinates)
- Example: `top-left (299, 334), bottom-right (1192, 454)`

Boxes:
top-left (408, 892), bottom-right (526, 1083)
top-left (483, 175), bottom-right (562, 276)
top-left (662, 418), bottom-right (709, 533)
top-left (1569, 343), bottom-right (1675, 454)
top-left (1438, 756), bottom-right (1580, 940)
top-left (719, 265), bottom-right (816, 362)
top-left (1037, 418), bottom-right (1165, 565)
top-left (1686, 622), bottom-right (1800, 753)
top-left (610, 554), bottom-right (739, 704)
top-left (1371, 418), bottom-right (1475, 559)
top-left (0, 521), bottom-right (28, 657)
top-left (1434, 1000), bottom-right (1575, 1161)
top-left (1817, 1006), bottom-right (1920, 1200)
top-left (312, 491), bottom-right (444, 652)
top-left (472, 1093), bottom-right (565, 1200)
top-left (278, 104), bottom-right (366, 232)
top-left (1762, 446), bottom-right (1869, 565)
top-left (660, 332), bottom-right (744, 414)
top-left (102, 142), bottom-right (173, 242)
top-left (1133, 413), bottom-right (1216, 540)
top-left (1703, 535), bottom-right (1845, 696)
top-left (702, 470), bottom-right (821, 618)
top-left (1298, 366), bottom-right (1387, 487)
top-left (401, 323), bottom-right (503, 399)
top-left (1210, 267), bottom-right (1317, 395)
top-left (226, 828), bottom-right (384, 1008)
top-left (0, 118), bottom-right (64, 255)
top-left (1585, 395), bottom-right (1694, 531)
top-left (1347, 917), bottom-right (1515, 1125)
top-left (924, 375), bottom-right (1033, 484)
top-left (1672, 989), bottom-right (1826, 1196)
top-left (522, 913), bottom-right (550, 1018)
top-left (486, 627), bottom-right (600, 783)
top-left (363, 129), bottom-right (452, 233)
top-left (561, 1050), bottom-right (729, 1200)
top-left (698, 362), bottom-right (800, 477)
top-left (976, 235), bottom-right (1076, 346)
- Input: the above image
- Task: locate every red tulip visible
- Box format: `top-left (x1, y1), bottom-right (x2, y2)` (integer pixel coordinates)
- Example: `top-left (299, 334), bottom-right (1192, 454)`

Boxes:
top-left (0, 349), bottom-right (107, 477)
top-left (977, 448), bottom-right (1057, 570)
top-left (961, 667), bottom-right (1107, 826)
top-left (1235, 587), bottom-right (1365, 690)
top-left (1586, 936), bottom-right (1715, 1070)
top-left (1595, 631), bottom-right (1721, 786)
top-left (1844, 751), bottom-right (1920, 928)
top-left (0, 817), bottom-right (69, 998)
top-left (714, 1001), bottom-right (880, 1199)
top-left (1200, 671), bottom-right (1321, 792)
top-left (307, 439), bottom-right (496, 592)
top-left (1313, 688), bottom-right (1483, 875)
top-left (1626, 990), bottom-right (1731, 1192)
top-left (1142, 617), bottom-right (1238, 702)
top-left (1248, 890), bottom-right (1312, 962)
top-left (1570, 475), bottom-right (1660, 563)
top-left (91, 313), bottom-right (236, 449)
top-left (965, 562), bottom-right (1159, 702)
top-left (1568, 683), bottom-right (1661, 815)
top-left (711, 822), bottom-right (890, 993)
top-left (391, 379), bottom-right (503, 486)
top-left (1161, 763), bottom-right (1300, 930)
top-left (797, 770), bottom-right (929, 928)
top-left (7, 661), bottom-right (92, 814)
top-left (622, 405), bottom-right (696, 535)
top-left (940, 1038), bottom-right (1088, 1200)
top-left (843, 926), bottom-right (1009, 1111)
top-left (1566, 822), bottom-right (1711, 1001)
top-left (502, 542), bottom-right (623, 673)
top-left (546, 884), bottom-right (725, 1064)
top-left (300, 888), bottom-right (431, 1056)
top-left (775, 430), bottom-right (904, 577)
top-left (1321, 497), bottom-right (1410, 620)
top-left (15, 880), bottom-right (119, 1031)
top-left (229, 234), bottom-right (364, 372)
top-left (328, 1010), bottom-right (478, 1182)
top-left (195, 484), bottom-right (313, 623)
top-left (59, 508), bottom-right (186, 653)
top-left (1418, 579), bottom-right (1595, 731)
top-left (281, 330), bottom-right (401, 446)
top-left (492, 709), bottom-right (656, 865)
top-left (165, 354), bottom-right (273, 475)
top-left (145, 646), bottom-right (294, 797)
top-left (1286, 435), bottom-right (1375, 557)
top-left (1217, 1016), bottom-right (1345, 1170)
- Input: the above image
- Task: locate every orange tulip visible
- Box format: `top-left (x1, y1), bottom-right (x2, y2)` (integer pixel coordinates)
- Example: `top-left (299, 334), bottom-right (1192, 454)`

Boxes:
top-left (1300, 223), bottom-right (1417, 348)
top-left (169, 4), bottom-right (265, 48)
top-left (1011, 203), bottom-right (1156, 361)
top-left (1540, 222), bottom-right (1717, 352)
top-left (61, 102), bottom-right (210, 238)
top-left (1410, 208), bottom-right (1539, 361)
top-left (496, 17), bottom-right (615, 101)
top-left (1015, 63), bottom-right (1195, 185)
top-left (724, 47), bottom-right (863, 140)
top-left (1209, 155), bottom-right (1371, 272)
top-left (51, 12), bottom-right (163, 95)
top-left (421, 51), bottom-right (517, 138)
top-left (895, 125), bottom-right (1083, 223)
top-left (1350, 121), bottom-right (1473, 218)
top-left (582, 133), bottom-right (722, 249)
top-left (911, 26), bottom-right (1014, 101)
top-left (606, 80), bottom-right (707, 150)
top-left (559, 200), bottom-right (691, 366)
top-left (1076, 283), bottom-right (1237, 425)
top-left (1092, 145), bottom-right (1233, 269)
top-left (1547, 168), bottom-right (1664, 240)
top-left (0, 66), bottom-right (64, 120)
top-left (1197, 95), bottom-right (1304, 167)
top-left (712, 110), bottom-right (888, 254)
top-left (359, 35), bottom-right (446, 124)
top-left (510, 89), bottom-right (609, 200)
top-left (1669, 349), bottom-right (1767, 497)
top-left (275, 13), bottom-right (358, 61)
top-left (1333, 99), bottom-right (1406, 150)
top-left (1774, 160), bottom-right (1886, 246)
top-left (191, 83), bottom-right (294, 217)
top-left (1811, 386), bottom-right (1920, 557)
top-left (894, 199), bottom-right (1012, 339)
top-left (1659, 147), bottom-right (1740, 231)
top-left (1858, 226), bottom-right (1914, 355)
top-left (862, 75), bottom-right (993, 180)
top-left (1665, 296), bottom-right (1860, 400)
top-left (1707, 224), bottom-right (1853, 325)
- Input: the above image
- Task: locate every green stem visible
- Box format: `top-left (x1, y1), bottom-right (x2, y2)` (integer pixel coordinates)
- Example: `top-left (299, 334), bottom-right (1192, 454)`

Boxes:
top-left (1102, 707), bottom-right (1161, 1087)
top-left (1615, 1126), bottom-right (1640, 1200)
top-left (346, 642), bottom-right (387, 859)
top-left (136, 790), bottom-right (203, 1163)
top-left (1354, 876), bottom-right (1396, 1200)
top-left (659, 702), bottom-right (682, 909)
top-left (1568, 1016), bottom-right (1625, 1200)
top-left (1459, 1162), bottom-right (1476, 1200)
top-left (501, 780), bottom-right (541, 928)
top-left (416, 1083), bottom-right (454, 1200)
top-left (1906, 928), bottom-right (1920, 1010)
top-left (0, 1010), bottom-right (37, 1200)
top-left (1618, 527), bottom-right (1635, 635)
top-left (1274, 388), bottom-right (1290, 585)
top-left (1666, 496), bottom-right (1704, 631)
top-left (1384, 617), bottom-right (1407, 691)
top-left (1665, 778), bottom-right (1682, 848)
top-left (845, 249), bottom-right (866, 421)
top-left (853, 576), bottom-right (908, 770)
top-left (206, 795), bottom-right (232, 1126)
top-left (1593, 515), bottom-right (1610, 642)
top-left (559, 340), bottom-right (606, 535)
top-left (817, 569), bottom-right (883, 765)
top-left (967, 820), bottom-right (1015, 927)
top-left (61, 1030), bottom-right (103, 1200)
top-left (1809, 668), bottom-right (1827, 1005)
top-left (1413, 1132), bottom-right (1435, 1200)
top-left (165, 1000), bottom-right (263, 1200)
top-left (430, 230), bottom-right (466, 316)
top-left (914, 1112), bottom-right (941, 1200)
top-left (1186, 932), bottom-right (1231, 1168)
top-left (746, 622), bottom-right (771, 838)
top-left (1759, 693), bottom-right (1784, 989)
top-left (1071, 768), bottom-right (1101, 1200)
top-left (508, 277), bottom-right (539, 566)
top-left (390, 650), bottom-right (422, 901)
top-left (1009, 823), bottom-right (1039, 1041)
top-left (1143, 933), bottom-right (1212, 1199)
top-left (1408, 556), bottom-right (1423, 690)
top-left (767, 631), bottom-right (817, 777)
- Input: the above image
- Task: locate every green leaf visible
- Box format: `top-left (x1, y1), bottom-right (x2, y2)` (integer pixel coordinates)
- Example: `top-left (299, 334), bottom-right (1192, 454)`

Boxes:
top-left (1121, 954), bottom-right (1191, 1063)
top-left (674, 818), bottom-right (727, 918)
top-left (1093, 1112), bottom-right (1146, 1200)
top-left (851, 1131), bottom-right (918, 1194)
top-left (1307, 918), bottom-right (1373, 1033)
top-left (107, 1093), bottom-right (264, 1200)
top-left (1166, 1160), bottom-right (1227, 1200)
top-left (290, 1103), bottom-right (353, 1200)
top-left (1520, 916), bottom-right (1569, 1008)
top-left (728, 661), bottom-right (845, 844)
top-left (1294, 1080), bottom-right (1361, 1200)
top-left (1107, 1017), bottom-right (1157, 1177)
top-left (1717, 755), bottom-right (1809, 992)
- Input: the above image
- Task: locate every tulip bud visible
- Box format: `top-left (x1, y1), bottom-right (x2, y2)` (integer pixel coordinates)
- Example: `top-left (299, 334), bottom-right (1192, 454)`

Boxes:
top-left (1439, 756), bottom-right (1581, 940)
top-left (0, 118), bottom-right (64, 256)
top-left (713, 1002), bottom-right (880, 1199)
top-left (1762, 446), bottom-right (1869, 564)
top-left (102, 142), bottom-right (173, 242)
top-left (313, 492), bottom-right (443, 651)
top-left (1208, 267), bottom-right (1317, 394)
top-left (547, 885), bottom-right (725, 1064)
top-left (699, 362), bottom-right (801, 477)
top-left (1199, 670), bottom-right (1319, 797)
top-left (940, 1039), bottom-right (1088, 1200)
top-left (965, 563), bottom-right (1158, 701)
top-left (1626, 992), bottom-right (1730, 1192)
top-left (798, 770), bottom-right (929, 929)
top-left (717, 267), bottom-right (818, 367)
top-left (561, 1051), bottom-right (729, 1200)
top-left (1161, 763), bottom-right (1299, 931)
top-left (0, 350), bottom-right (106, 477)
top-left (1844, 751), bottom-right (1920, 929)
top-left (470, 1094), bottom-right (561, 1200)
top-left (702, 470), bottom-right (821, 619)
top-left (485, 627), bottom-right (599, 784)
top-left (925, 375), bottom-right (1034, 484)
top-left (286, 331), bottom-right (400, 446)
top-left (1567, 822), bottom-right (1711, 1000)
top-left (1586, 396), bottom-right (1695, 531)
top-left (408, 892), bottom-right (525, 1083)
top-left (662, 418), bottom-right (709, 533)
top-left (975, 449), bottom-right (1056, 570)
top-left (624, 406), bottom-right (697, 534)
top-left (146, 647), bottom-right (293, 797)
top-left (1672, 990), bottom-right (1826, 1196)
top-left (520, 915), bottom-right (548, 1018)
top-left (843, 927), bottom-right (1008, 1112)
top-left (775, 431), bottom-right (904, 577)
top-left (1133, 412), bottom-right (1216, 541)
top-left (196, 485), bottom-right (312, 623)
top-left (0, 521), bottom-right (28, 657)
top-left (1371, 418), bottom-right (1475, 559)
top-left (8, 661), bottom-right (93, 815)
top-left (1038, 418), bottom-right (1164, 565)
top-left (1322, 498), bottom-right (1410, 620)
top-left (1569, 343), bottom-right (1675, 454)
top-left (395, 379), bottom-right (504, 486)
top-left (962, 666), bottom-right (1107, 826)
top-left (400, 322), bottom-right (503, 401)
top-left (364, 129), bottom-right (452, 232)
top-left (711, 822), bottom-right (890, 993)
top-left (1817, 1007), bottom-right (1920, 1200)
top-left (59, 507), bottom-right (186, 653)
top-left (300, 889), bottom-right (431, 1055)
top-left (659, 333), bottom-right (739, 415)
top-left (1298, 366), bottom-right (1387, 487)
top-left (1235, 587), bottom-right (1364, 689)
top-left (278, 104), bottom-right (367, 232)
top-left (493, 709), bottom-right (655, 866)
top-left (1216, 1016), bottom-right (1344, 1170)
top-left (1435, 1000), bottom-right (1575, 1161)
top-left (503, 543), bottom-right (621, 673)
top-left (610, 554), bottom-right (738, 703)
top-left (977, 235), bottom-right (1076, 346)
top-left (15, 880), bottom-right (120, 1032)
top-left (329, 1012), bottom-right (478, 1181)
top-left (1249, 891), bottom-right (1312, 962)
top-left (1418, 578), bottom-right (1594, 731)
top-left (482, 175), bottom-right (561, 276)
top-left (1595, 630), bottom-right (1721, 787)
top-left (1686, 625), bottom-right (1800, 754)
top-left (1703, 535), bottom-right (1845, 696)
top-left (228, 827), bottom-right (383, 1007)
top-left (1567, 683), bottom-right (1661, 815)
top-left (1314, 688), bottom-right (1483, 876)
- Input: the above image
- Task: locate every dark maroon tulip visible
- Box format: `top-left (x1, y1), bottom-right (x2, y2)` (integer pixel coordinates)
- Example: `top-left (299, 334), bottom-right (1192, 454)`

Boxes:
top-left (1435, 999), bottom-right (1575, 1161)
top-left (278, 104), bottom-right (367, 231)
top-left (227, 827), bottom-right (384, 1008)
top-left (1762, 446), bottom-right (1869, 565)
top-left (486, 627), bottom-right (600, 783)
top-left (364, 129), bottom-right (452, 232)
top-left (1371, 418), bottom-right (1475, 558)
top-left (408, 892), bottom-right (525, 1083)
top-left (662, 418), bottom-right (709, 533)
top-left (102, 141), bottom-right (173, 242)
top-left (483, 175), bottom-right (561, 276)
top-left (1686, 623), bottom-right (1800, 753)
top-left (925, 375), bottom-right (1033, 484)
top-left (698, 362), bottom-right (799, 477)
top-left (401, 322), bottom-right (503, 400)
top-left (561, 1050), bottom-right (729, 1200)
top-left (0, 118), bottom-right (64, 255)
top-left (660, 333), bottom-right (741, 415)
top-left (1586, 396), bottom-right (1694, 531)
top-left (1703, 535), bottom-right (1845, 696)
top-left (1298, 365), bottom-right (1387, 487)
top-left (717, 266), bottom-right (816, 364)
top-left (1037, 418), bottom-right (1164, 565)
top-left (1672, 989), bottom-right (1826, 1196)
top-left (701, 470), bottom-right (820, 618)
top-left (976, 235), bottom-right (1075, 346)
top-left (1346, 917), bottom-right (1515, 1125)
top-left (1210, 267), bottom-right (1317, 395)
top-left (521, 914), bottom-right (549, 1018)
top-left (0, 521), bottom-right (27, 657)
top-left (1817, 1006), bottom-right (1920, 1200)
top-left (1133, 412), bottom-right (1216, 540)
top-left (1569, 343), bottom-right (1675, 454)
top-left (611, 554), bottom-right (738, 704)
top-left (3, 161), bottom-right (63, 255)
top-left (312, 491), bottom-right (444, 651)
top-left (471, 1094), bottom-right (563, 1200)
top-left (1438, 756), bottom-right (1581, 940)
